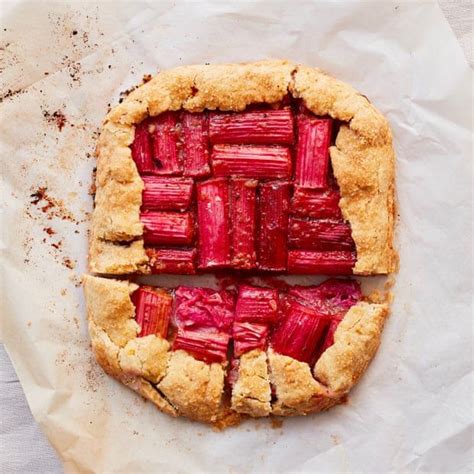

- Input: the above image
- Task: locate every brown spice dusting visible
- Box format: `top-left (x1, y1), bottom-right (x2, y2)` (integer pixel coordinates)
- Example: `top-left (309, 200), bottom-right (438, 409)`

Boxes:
top-left (29, 186), bottom-right (77, 223)
top-left (0, 88), bottom-right (26, 103)
top-left (51, 240), bottom-right (63, 249)
top-left (62, 257), bottom-right (75, 269)
top-left (271, 418), bottom-right (284, 429)
top-left (44, 227), bottom-right (56, 235)
top-left (42, 109), bottom-right (68, 131)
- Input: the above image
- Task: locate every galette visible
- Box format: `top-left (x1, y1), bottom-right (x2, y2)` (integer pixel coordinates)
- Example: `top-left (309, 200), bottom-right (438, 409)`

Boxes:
top-left (84, 60), bottom-right (396, 427)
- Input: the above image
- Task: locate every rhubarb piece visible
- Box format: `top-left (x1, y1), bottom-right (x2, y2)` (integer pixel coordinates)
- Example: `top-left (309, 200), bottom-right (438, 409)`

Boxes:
top-left (288, 218), bottom-right (355, 251)
top-left (271, 299), bottom-right (329, 364)
top-left (235, 285), bottom-right (279, 323)
top-left (173, 286), bottom-right (235, 334)
top-left (141, 176), bottom-right (193, 211)
top-left (212, 144), bottom-right (291, 179)
top-left (149, 112), bottom-right (182, 175)
top-left (131, 119), bottom-right (153, 173)
top-left (289, 279), bottom-right (361, 316)
top-left (146, 248), bottom-right (197, 274)
top-left (182, 112), bottom-right (211, 177)
top-left (233, 322), bottom-right (269, 357)
top-left (141, 211), bottom-right (194, 245)
top-left (173, 328), bottom-right (230, 363)
top-left (291, 186), bottom-right (342, 219)
top-left (257, 181), bottom-right (290, 271)
top-left (288, 250), bottom-right (356, 275)
top-left (209, 109), bottom-right (294, 145)
top-left (196, 178), bottom-right (231, 268)
top-left (295, 116), bottom-right (332, 188)
top-left (315, 317), bottom-right (342, 361)
top-left (132, 287), bottom-right (173, 338)
top-left (230, 179), bottom-right (257, 269)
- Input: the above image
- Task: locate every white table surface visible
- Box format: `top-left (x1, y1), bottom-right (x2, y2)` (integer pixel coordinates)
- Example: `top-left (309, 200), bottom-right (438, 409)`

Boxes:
top-left (1, 1), bottom-right (471, 472)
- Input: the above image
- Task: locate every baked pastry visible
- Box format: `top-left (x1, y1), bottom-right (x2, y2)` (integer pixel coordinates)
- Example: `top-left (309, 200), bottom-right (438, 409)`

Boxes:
top-left (90, 60), bottom-right (396, 276)
top-left (84, 275), bottom-right (388, 425)
top-left (84, 60), bottom-right (396, 427)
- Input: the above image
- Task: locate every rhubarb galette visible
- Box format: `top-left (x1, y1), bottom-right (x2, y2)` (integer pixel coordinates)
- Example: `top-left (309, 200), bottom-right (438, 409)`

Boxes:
top-left (84, 60), bottom-right (396, 427)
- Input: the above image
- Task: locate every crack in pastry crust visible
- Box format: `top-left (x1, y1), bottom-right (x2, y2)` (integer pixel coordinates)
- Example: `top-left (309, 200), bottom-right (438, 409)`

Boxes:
top-left (83, 276), bottom-right (389, 426)
top-left (89, 60), bottom-right (396, 275)
top-left (231, 349), bottom-right (272, 417)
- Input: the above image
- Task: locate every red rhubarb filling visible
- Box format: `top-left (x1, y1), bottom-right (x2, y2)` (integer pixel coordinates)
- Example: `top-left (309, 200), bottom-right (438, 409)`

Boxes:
top-left (130, 103), bottom-right (356, 275)
top-left (131, 279), bottom-right (361, 365)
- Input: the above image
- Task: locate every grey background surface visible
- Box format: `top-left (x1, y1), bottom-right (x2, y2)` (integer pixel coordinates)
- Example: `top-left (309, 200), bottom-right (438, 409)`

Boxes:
top-left (1, 1), bottom-right (471, 472)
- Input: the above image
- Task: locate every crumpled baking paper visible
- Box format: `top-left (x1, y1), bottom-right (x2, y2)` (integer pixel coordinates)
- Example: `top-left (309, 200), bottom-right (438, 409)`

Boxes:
top-left (1, 1), bottom-right (472, 472)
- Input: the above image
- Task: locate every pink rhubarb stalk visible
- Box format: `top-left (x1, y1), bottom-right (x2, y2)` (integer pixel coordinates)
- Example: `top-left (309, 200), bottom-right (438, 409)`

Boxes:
top-left (173, 286), bottom-right (235, 334)
top-left (146, 248), bottom-right (197, 274)
top-left (295, 116), bottom-right (332, 188)
top-left (291, 186), bottom-right (342, 219)
top-left (209, 109), bottom-right (294, 145)
top-left (131, 119), bottom-right (153, 174)
top-left (173, 329), bottom-right (230, 363)
top-left (233, 321), bottom-right (269, 357)
top-left (141, 176), bottom-right (193, 211)
top-left (141, 211), bottom-right (194, 246)
top-left (257, 181), bottom-right (290, 271)
top-left (288, 218), bottom-right (355, 251)
top-left (271, 299), bottom-right (329, 364)
top-left (196, 178), bottom-right (231, 269)
top-left (235, 285), bottom-right (279, 323)
top-left (149, 112), bottom-right (182, 175)
top-left (182, 112), bottom-right (211, 177)
top-left (314, 318), bottom-right (342, 361)
top-left (230, 178), bottom-right (257, 269)
top-left (132, 287), bottom-right (173, 338)
top-left (289, 278), bottom-right (361, 316)
top-left (211, 144), bottom-right (292, 179)
top-left (287, 250), bottom-right (356, 275)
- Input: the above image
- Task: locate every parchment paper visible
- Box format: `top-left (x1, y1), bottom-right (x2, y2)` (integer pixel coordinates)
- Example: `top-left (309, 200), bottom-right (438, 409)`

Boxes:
top-left (1, 1), bottom-right (472, 472)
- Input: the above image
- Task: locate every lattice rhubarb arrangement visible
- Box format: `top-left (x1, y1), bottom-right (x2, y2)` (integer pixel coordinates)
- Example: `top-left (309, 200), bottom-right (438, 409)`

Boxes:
top-left (131, 105), bottom-right (356, 275)
top-left (131, 279), bottom-right (361, 367)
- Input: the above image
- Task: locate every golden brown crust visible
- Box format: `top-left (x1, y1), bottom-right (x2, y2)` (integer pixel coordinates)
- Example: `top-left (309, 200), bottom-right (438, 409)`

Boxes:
top-left (231, 349), bottom-right (271, 417)
top-left (83, 275), bottom-right (139, 347)
top-left (330, 127), bottom-right (396, 274)
top-left (88, 236), bottom-right (148, 275)
top-left (268, 349), bottom-right (340, 416)
top-left (122, 376), bottom-right (177, 417)
top-left (88, 321), bottom-right (122, 378)
top-left (119, 335), bottom-right (170, 384)
top-left (157, 350), bottom-right (225, 423)
top-left (90, 60), bottom-right (396, 275)
top-left (314, 302), bottom-right (389, 393)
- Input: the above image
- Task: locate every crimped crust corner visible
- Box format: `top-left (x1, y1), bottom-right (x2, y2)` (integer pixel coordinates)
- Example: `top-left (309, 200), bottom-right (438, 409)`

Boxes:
top-left (268, 349), bottom-right (340, 416)
top-left (314, 301), bottom-right (389, 393)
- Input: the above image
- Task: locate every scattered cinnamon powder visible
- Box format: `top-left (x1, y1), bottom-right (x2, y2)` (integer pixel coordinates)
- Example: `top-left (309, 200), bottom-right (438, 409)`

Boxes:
top-left (62, 257), bottom-right (76, 269)
top-left (42, 109), bottom-right (68, 131)
top-left (29, 186), bottom-right (77, 223)
top-left (271, 418), bottom-right (283, 429)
